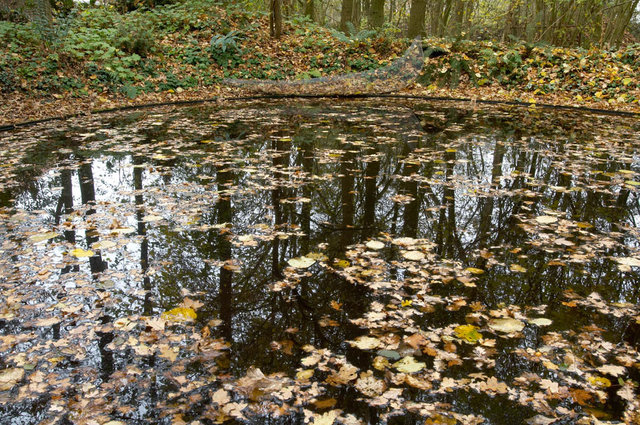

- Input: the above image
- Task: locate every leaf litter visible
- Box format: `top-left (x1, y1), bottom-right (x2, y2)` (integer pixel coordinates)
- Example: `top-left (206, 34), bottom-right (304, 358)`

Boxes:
top-left (0, 99), bottom-right (639, 424)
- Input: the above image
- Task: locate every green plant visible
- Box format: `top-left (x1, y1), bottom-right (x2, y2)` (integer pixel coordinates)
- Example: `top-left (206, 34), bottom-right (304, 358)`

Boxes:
top-left (0, 66), bottom-right (17, 93)
top-left (115, 17), bottom-right (155, 57)
top-left (209, 30), bottom-right (243, 67)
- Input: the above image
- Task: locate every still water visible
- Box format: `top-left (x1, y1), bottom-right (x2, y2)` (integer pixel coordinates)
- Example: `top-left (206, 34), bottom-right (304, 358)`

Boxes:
top-left (0, 100), bottom-right (639, 424)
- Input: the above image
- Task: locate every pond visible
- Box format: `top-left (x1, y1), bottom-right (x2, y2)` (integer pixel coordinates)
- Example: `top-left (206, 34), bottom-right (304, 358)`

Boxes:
top-left (0, 99), bottom-right (639, 425)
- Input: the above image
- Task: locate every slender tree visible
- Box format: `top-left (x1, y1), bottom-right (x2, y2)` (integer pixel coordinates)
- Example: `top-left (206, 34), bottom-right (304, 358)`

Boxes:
top-left (270, 0), bottom-right (283, 38)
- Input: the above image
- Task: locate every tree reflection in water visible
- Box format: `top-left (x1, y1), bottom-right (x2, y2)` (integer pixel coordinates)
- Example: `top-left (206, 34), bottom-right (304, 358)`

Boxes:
top-left (0, 100), bottom-right (639, 424)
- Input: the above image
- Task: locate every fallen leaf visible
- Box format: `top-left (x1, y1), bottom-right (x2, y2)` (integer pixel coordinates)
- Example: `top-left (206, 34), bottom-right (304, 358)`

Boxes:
top-left (70, 248), bottom-right (94, 258)
top-left (401, 250), bottom-right (425, 261)
top-left (161, 307), bottom-right (197, 322)
top-left (535, 215), bottom-right (558, 225)
top-left (393, 356), bottom-right (426, 373)
top-left (0, 368), bottom-right (24, 391)
top-left (365, 240), bottom-right (385, 250)
top-left (528, 318), bottom-right (552, 327)
top-left (349, 336), bottom-right (381, 350)
top-left (29, 231), bottom-right (58, 243)
top-left (597, 364), bottom-right (626, 376)
top-left (314, 410), bottom-right (339, 425)
top-left (488, 318), bottom-right (525, 333)
top-left (454, 324), bottom-right (482, 343)
top-left (287, 256), bottom-right (316, 269)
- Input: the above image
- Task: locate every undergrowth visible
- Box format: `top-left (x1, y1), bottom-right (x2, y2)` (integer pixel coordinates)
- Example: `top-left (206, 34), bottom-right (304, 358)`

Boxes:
top-left (0, 0), bottom-right (638, 105)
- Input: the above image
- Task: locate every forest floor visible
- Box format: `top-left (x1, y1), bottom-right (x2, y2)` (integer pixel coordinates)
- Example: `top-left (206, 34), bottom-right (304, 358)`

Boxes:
top-left (1, 0), bottom-right (639, 126)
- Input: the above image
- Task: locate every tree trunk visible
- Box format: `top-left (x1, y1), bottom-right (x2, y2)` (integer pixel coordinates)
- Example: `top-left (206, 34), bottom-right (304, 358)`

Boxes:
top-left (340, 0), bottom-right (355, 32)
top-left (270, 0), bottom-right (283, 38)
top-left (303, 0), bottom-right (314, 21)
top-left (353, 0), bottom-right (361, 29)
top-left (407, 0), bottom-right (427, 37)
top-left (369, 0), bottom-right (385, 28)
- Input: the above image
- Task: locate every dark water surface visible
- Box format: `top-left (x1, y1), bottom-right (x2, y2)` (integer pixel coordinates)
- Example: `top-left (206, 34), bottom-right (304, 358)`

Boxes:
top-left (1, 100), bottom-right (640, 424)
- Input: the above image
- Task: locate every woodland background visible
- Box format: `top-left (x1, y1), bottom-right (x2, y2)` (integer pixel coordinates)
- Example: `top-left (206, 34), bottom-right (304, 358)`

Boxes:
top-left (0, 0), bottom-right (639, 124)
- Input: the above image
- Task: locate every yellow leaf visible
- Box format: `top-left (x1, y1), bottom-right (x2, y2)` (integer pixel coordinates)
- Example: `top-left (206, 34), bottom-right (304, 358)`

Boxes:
top-left (296, 369), bottom-right (314, 380)
top-left (510, 264), bottom-right (527, 273)
top-left (466, 267), bottom-right (485, 275)
top-left (622, 78), bottom-right (632, 86)
top-left (454, 324), bottom-right (482, 343)
top-left (161, 307), bottom-right (197, 322)
top-left (334, 259), bottom-right (350, 268)
top-left (401, 299), bottom-right (413, 307)
top-left (70, 248), bottom-right (94, 258)
top-left (588, 376), bottom-right (611, 388)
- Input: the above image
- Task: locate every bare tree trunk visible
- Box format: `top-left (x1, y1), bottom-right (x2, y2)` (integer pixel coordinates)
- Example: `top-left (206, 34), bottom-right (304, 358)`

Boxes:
top-left (303, 0), bottom-right (315, 21)
top-left (407, 0), bottom-right (427, 37)
top-left (369, 0), bottom-right (385, 28)
top-left (270, 0), bottom-right (283, 38)
top-left (353, 0), bottom-right (362, 29)
top-left (340, 0), bottom-right (355, 32)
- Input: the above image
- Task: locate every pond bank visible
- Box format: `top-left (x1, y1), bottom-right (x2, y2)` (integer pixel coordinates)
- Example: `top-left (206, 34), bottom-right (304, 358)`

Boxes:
top-left (2, 84), bottom-right (639, 129)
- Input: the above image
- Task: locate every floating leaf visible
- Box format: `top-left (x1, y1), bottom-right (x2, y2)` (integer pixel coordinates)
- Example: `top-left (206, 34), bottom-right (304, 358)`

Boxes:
top-left (313, 410), bottom-right (338, 425)
top-left (111, 227), bottom-right (136, 234)
top-left (535, 215), bottom-right (557, 224)
top-left (510, 264), bottom-right (527, 273)
top-left (142, 215), bottom-right (163, 222)
top-left (287, 256), bottom-right (315, 269)
top-left (92, 240), bottom-right (116, 250)
top-left (0, 368), bottom-right (24, 391)
top-left (401, 299), bottom-right (413, 307)
top-left (306, 252), bottom-right (328, 261)
top-left (70, 248), bottom-right (94, 258)
top-left (597, 365), bottom-right (626, 377)
top-left (296, 369), bottom-right (314, 380)
top-left (334, 259), bottom-right (350, 268)
top-left (392, 237), bottom-right (417, 246)
top-left (466, 267), bottom-right (485, 275)
top-left (402, 250), bottom-right (425, 261)
top-left (454, 324), bottom-right (482, 343)
top-left (349, 336), bottom-right (381, 350)
top-left (576, 222), bottom-right (593, 229)
top-left (393, 356), bottom-right (426, 373)
top-left (161, 307), bottom-right (197, 322)
top-left (29, 231), bottom-right (59, 243)
top-left (376, 350), bottom-right (401, 360)
top-left (614, 257), bottom-right (640, 267)
top-left (488, 318), bottom-right (525, 333)
top-left (588, 376), bottom-right (611, 388)
top-left (365, 240), bottom-right (385, 250)
top-left (528, 318), bottom-right (552, 327)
